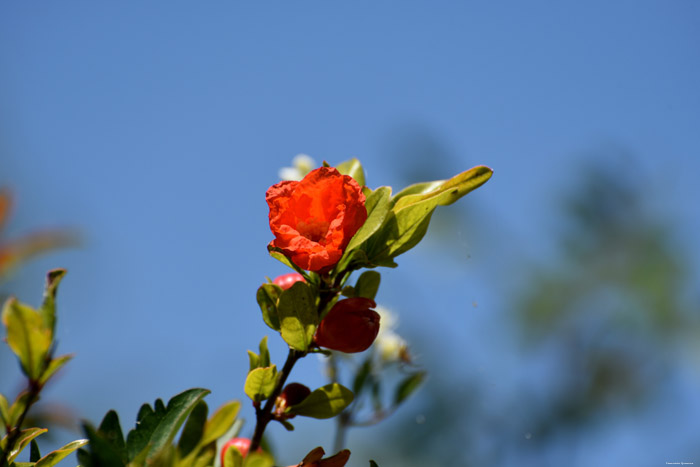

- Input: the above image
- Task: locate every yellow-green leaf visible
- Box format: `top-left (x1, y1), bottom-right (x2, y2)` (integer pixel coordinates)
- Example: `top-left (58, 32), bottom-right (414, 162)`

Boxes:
top-left (335, 158), bottom-right (366, 187)
top-left (244, 366), bottom-right (278, 403)
top-left (4, 427), bottom-right (47, 463)
top-left (38, 354), bottom-right (73, 386)
top-left (277, 282), bottom-right (317, 351)
top-left (35, 438), bottom-right (88, 467)
top-left (287, 383), bottom-right (354, 419)
top-left (199, 400), bottom-right (240, 447)
top-left (2, 298), bottom-right (52, 380)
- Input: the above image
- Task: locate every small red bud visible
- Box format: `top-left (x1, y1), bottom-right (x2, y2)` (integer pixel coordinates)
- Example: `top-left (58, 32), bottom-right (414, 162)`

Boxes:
top-left (220, 437), bottom-right (261, 464)
top-left (315, 298), bottom-right (380, 353)
top-left (276, 382), bottom-right (311, 413)
top-left (273, 273), bottom-right (305, 290)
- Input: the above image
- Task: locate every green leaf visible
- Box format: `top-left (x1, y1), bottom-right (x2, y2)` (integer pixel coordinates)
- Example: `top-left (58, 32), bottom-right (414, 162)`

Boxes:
top-left (214, 418), bottom-right (243, 467)
top-left (366, 166), bottom-right (492, 264)
top-left (223, 444), bottom-right (243, 467)
top-left (267, 247), bottom-right (311, 280)
top-left (277, 282), bottom-right (317, 351)
top-left (125, 388), bottom-right (210, 462)
top-left (3, 427), bottom-right (47, 463)
top-left (8, 391), bottom-right (33, 429)
top-left (394, 372), bottom-right (426, 405)
top-left (278, 419), bottom-right (295, 431)
top-left (256, 284), bottom-right (282, 331)
top-left (0, 393), bottom-right (9, 428)
top-left (38, 354), bottom-right (73, 386)
top-left (38, 268), bottom-right (66, 338)
top-left (335, 158), bottom-right (366, 187)
top-left (177, 400), bottom-right (208, 457)
top-left (369, 461), bottom-right (380, 467)
top-left (343, 186), bottom-right (392, 254)
top-left (247, 350), bottom-right (260, 372)
top-left (2, 298), bottom-right (51, 380)
top-left (258, 336), bottom-right (270, 368)
top-left (30, 439), bottom-right (41, 462)
top-left (244, 366), bottom-right (278, 403)
top-left (35, 439), bottom-right (88, 467)
top-left (287, 383), bottom-right (354, 419)
top-left (199, 400), bottom-right (240, 447)
top-left (354, 271), bottom-right (381, 300)
top-left (352, 358), bottom-right (372, 395)
top-left (97, 410), bottom-right (127, 461)
top-left (243, 451), bottom-right (275, 467)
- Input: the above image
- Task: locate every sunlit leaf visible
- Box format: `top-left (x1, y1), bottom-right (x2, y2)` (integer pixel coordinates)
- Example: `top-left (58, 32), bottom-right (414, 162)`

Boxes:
top-left (38, 354), bottom-right (73, 386)
top-left (343, 186), bottom-right (392, 255)
top-left (335, 158), bottom-right (366, 187)
top-left (35, 438), bottom-right (88, 467)
top-left (288, 383), bottom-right (354, 419)
top-left (199, 400), bottom-right (240, 447)
top-left (4, 427), bottom-right (47, 463)
top-left (244, 366), bottom-right (278, 403)
top-left (2, 298), bottom-right (51, 380)
top-left (277, 282), bottom-right (317, 351)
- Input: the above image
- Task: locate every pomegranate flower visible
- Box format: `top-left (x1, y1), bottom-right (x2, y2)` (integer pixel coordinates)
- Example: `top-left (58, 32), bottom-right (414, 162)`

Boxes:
top-left (267, 167), bottom-right (367, 272)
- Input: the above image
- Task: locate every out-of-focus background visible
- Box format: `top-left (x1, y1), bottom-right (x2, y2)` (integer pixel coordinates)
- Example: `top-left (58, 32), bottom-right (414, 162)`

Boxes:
top-left (1, 3), bottom-right (699, 466)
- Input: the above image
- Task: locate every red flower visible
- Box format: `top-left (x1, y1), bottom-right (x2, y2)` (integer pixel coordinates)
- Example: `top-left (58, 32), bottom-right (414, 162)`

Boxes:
top-left (315, 298), bottom-right (380, 353)
top-left (267, 167), bottom-right (367, 272)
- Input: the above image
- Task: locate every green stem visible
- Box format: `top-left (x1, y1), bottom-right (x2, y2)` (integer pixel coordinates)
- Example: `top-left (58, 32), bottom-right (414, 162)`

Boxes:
top-left (0, 380), bottom-right (42, 467)
top-left (250, 349), bottom-right (303, 452)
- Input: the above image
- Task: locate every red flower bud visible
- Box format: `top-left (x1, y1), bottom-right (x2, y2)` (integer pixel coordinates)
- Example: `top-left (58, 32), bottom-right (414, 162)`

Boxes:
top-left (315, 298), bottom-right (380, 353)
top-left (273, 273), bottom-right (305, 290)
top-left (267, 167), bottom-right (367, 272)
top-left (275, 382), bottom-right (312, 418)
top-left (221, 438), bottom-right (252, 463)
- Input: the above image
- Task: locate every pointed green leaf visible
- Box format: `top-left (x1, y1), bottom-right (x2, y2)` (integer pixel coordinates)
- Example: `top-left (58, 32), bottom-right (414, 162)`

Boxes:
top-left (335, 158), bottom-right (366, 187)
top-left (177, 400), bottom-right (208, 458)
top-left (394, 372), bottom-right (426, 405)
top-left (199, 400), bottom-right (240, 447)
top-left (125, 388), bottom-right (210, 462)
top-left (369, 461), bottom-right (380, 467)
top-left (247, 350), bottom-right (260, 372)
top-left (35, 438), bottom-right (88, 467)
top-left (30, 439), bottom-right (41, 462)
top-left (2, 298), bottom-right (51, 380)
top-left (258, 336), bottom-right (270, 368)
top-left (38, 354), bottom-right (73, 386)
top-left (39, 269), bottom-right (66, 337)
top-left (223, 444), bottom-right (243, 467)
top-left (366, 166), bottom-right (492, 264)
top-left (4, 427), bottom-right (47, 462)
top-left (0, 393), bottom-right (9, 428)
top-left (256, 284), bottom-right (282, 331)
top-left (344, 186), bottom-right (392, 254)
top-left (244, 366), bottom-right (278, 403)
top-left (354, 271), bottom-right (381, 300)
top-left (8, 391), bottom-right (33, 429)
top-left (277, 282), bottom-right (317, 351)
top-left (97, 410), bottom-right (126, 461)
top-left (287, 383), bottom-right (354, 419)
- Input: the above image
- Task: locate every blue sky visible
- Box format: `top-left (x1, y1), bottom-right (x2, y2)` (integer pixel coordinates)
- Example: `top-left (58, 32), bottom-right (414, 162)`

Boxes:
top-left (2, 2), bottom-right (699, 466)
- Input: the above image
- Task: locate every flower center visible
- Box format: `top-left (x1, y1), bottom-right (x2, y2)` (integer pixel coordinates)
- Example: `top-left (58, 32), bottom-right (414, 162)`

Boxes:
top-left (296, 218), bottom-right (330, 243)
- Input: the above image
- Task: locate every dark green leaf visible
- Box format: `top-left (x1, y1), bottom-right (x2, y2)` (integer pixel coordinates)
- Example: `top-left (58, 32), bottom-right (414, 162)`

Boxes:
top-left (177, 400), bottom-right (208, 457)
top-left (30, 439), bottom-right (41, 462)
top-left (354, 271), bottom-right (381, 300)
top-left (335, 158), bottom-right (366, 187)
top-left (288, 383), bottom-right (354, 419)
top-left (394, 372), bottom-right (426, 405)
top-left (369, 461), bottom-right (380, 467)
top-left (277, 282), bottom-right (317, 351)
top-left (80, 422), bottom-right (126, 467)
top-left (278, 419), bottom-right (295, 431)
top-left (256, 284), bottom-right (282, 331)
top-left (97, 410), bottom-right (126, 460)
top-left (244, 366), bottom-right (278, 402)
top-left (125, 388), bottom-right (210, 462)
top-left (8, 391), bottom-right (33, 429)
